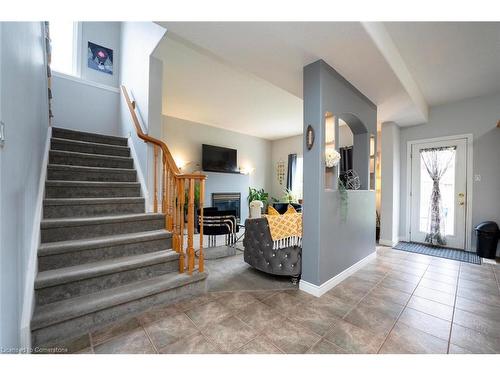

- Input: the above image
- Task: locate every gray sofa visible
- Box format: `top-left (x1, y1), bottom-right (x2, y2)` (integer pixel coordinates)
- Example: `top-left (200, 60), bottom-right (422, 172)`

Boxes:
top-left (243, 218), bottom-right (302, 282)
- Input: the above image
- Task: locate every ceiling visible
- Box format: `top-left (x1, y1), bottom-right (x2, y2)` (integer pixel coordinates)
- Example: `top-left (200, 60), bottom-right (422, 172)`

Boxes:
top-left (155, 36), bottom-right (303, 140)
top-left (156, 22), bottom-right (500, 139)
top-left (384, 22), bottom-right (500, 106)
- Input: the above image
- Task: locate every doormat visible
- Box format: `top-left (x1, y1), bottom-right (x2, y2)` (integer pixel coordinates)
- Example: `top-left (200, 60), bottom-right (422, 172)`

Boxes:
top-left (393, 241), bottom-right (481, 265)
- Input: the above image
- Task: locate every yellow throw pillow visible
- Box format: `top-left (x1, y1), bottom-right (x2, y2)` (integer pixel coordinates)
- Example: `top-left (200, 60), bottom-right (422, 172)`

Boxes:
top-left (285, 205), bottom-right (297, 214)
top-left (267, 206), bottom-right (280, 215)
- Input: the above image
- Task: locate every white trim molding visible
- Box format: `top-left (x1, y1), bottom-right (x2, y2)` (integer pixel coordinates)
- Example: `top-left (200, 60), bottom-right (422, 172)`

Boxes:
top-left (379, 239), bottom-right (398, 247)
top-left (52, 71), bottom-right (120, 94)
top-left (405, 133), bottom-right (474, 251)
top-left (20, 126), bottom-right (52, 351)
top-left (299, 252), bottom-right (376, 297)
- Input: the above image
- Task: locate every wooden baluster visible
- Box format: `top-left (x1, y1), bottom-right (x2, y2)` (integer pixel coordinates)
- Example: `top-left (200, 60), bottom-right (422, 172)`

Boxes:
top-left (198, 179), bottom-right (205, 273)
top-left (153, 145), bottom-right (159, 213)
top-left (171, 175), bottom-right (177, 252)
top-left (187, 178), bottom-right (195, 275)
top-left (178, 178), bottom-right (185, 273)
top-left (168, 173), bottom-right (174, 231)
top-left (162, 161), bottom-right (167, 220)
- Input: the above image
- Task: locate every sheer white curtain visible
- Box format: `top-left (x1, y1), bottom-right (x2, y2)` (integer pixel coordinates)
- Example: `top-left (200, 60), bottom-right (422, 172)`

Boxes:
top-left (420, 146), bottom-right (456, 246)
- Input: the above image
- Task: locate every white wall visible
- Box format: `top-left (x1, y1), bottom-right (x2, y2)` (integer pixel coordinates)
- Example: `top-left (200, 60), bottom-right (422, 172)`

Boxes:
top-left (51, 22), bottom-right (121, 135)
top-left (0, 22), bottom-right (48, 350)
top-left (51, 75), bottom-right (120, 135)
top-left (380, 122), bottom-right (400, 246)
top-left (80, 22), bottom-right (121, 88)
top-left (119, 22), bottom-right (167, 210)
top-left (399, 92), bottom-right (500, 254)
top-left (270, 135), bottom-right (302, 199)
top-left (161, 115), bottom-right (272, 193)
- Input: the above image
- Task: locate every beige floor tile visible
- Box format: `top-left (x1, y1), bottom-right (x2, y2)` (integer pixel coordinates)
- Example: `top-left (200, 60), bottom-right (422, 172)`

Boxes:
top-left (419, 277), bottom-right (457, 294)
top-left (307, 338), bottom-right (346, 354)
top-left (422, 270), bottom-right (458, 285)
top-left (173, 293), bottom-right (214, 312)
top-left (455, 287), bottom-right (500, 308)
top-left (308, 293), bottom-right (354, 319)
top-left (455, 296), bottom-right (500, 321)
top-left (448, 343), bottom-right (472, 354)
top-left (185, 300), bottom-right (232, 328)
top-left (324, 319), bottom-right (385, 354)
top-left (136, 304), bottom-right (181, 326)
top-left (237, 336), bottom-right (282, 354)
top-left (264, 318), bottom-right (320, 353)
top-left (144, 312), bottom-right (199, 350)
top-left (216, 291), bottom-right (260, 311)
top-left (249, 290), bottom-right (279, 301)
top-left (159, 332), bottom-right (219, 354)
top-left (379, 322), bottom-right (448, 354)
top-left (453, 308), bottom-right (500, 339)
top-left (235, 300), bottom-right (285, 332)
top-left (379, 276), bottom-right (419, 294)
top-left (261, 290), bottom-right (304, 311)
top-left (325, 284), bottom-right (368, 305)
top-left (202, 316), bottom-right (258, 352)
top-left (344, 299), bottom-right (402, 336)
top-left (450, 324), bottom-right (500, 353)
top-left (406, 295), bottom-right (454, 321)
top-left (282, 302), bottom-right (340, 335)
top-left (398, 307), bottom-right (451, 341)
top-left (366, 285), bottom-right (411, 306)
top-left (414, 285), bottom-right (456, 306)
top-left (91, 318), bottom-right (140, 346)
top-left (94, 329), bottom-right (155, 354)
top-left (427, 265), bottom-right (460, 278)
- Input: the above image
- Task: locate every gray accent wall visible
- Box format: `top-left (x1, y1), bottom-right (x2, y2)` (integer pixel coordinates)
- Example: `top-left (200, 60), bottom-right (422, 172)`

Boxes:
top-left (0, 22), bottom-right (48, 349)
top-left (303, 60), bottom-right (377, 286)
top-left (161, 115), bottom-right (273, 194)
top-left (399, 92), bottom-right (500, 255)
top-left (270, 134), bottom-right (302, 200)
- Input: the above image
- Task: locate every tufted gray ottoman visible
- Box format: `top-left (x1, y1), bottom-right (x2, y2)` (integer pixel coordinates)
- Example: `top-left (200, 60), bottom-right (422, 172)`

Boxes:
top-left (243, 218), bottom-right (302, 283)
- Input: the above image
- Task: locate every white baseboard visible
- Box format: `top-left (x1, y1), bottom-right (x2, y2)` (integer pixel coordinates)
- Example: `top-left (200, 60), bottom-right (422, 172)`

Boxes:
top-left (128, 136), bottom-right (151, 211)
top-left (19, 126), bottom-right (52, 352)
top-left (379, 238), bottom-right (397, 247)
top-left (299, 252), bottom-right (377, 297)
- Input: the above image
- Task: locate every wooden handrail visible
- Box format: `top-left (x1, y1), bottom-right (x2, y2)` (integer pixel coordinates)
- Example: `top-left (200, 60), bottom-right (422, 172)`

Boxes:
top-left (121, 84), bottom-right (206, 275)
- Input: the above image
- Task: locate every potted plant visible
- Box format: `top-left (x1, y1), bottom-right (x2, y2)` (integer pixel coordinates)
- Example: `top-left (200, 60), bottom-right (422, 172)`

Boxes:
top-left (248, 187), bottom-right (269, 213)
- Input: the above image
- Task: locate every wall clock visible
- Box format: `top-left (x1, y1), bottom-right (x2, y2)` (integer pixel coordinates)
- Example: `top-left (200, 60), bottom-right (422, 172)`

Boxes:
top-left (306, 125), bottom-right (315, 150)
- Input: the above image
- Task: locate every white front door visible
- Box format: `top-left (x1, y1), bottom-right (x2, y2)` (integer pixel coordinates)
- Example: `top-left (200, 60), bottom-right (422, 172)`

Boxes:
top-left (410, 138), bottom-right (468, 249)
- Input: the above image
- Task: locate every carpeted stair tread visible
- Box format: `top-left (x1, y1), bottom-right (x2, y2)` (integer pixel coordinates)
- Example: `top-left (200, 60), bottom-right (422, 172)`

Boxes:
top-left (49, 150), bottom-right (134, 169)
top-left (51, 137), bottom-right (130, 157)
top-left (31, 271), bottom-right (207, 330)
top-left (52, 127), bottom-right (128, 146)
top-left (43, 197), bottom-right (144, 206)
top-left (41, 213), bottom-right (164, 229)
top-left (38, 229), bottom-right (171, 256)
top-left (35, 250), bottom-right (178, 289)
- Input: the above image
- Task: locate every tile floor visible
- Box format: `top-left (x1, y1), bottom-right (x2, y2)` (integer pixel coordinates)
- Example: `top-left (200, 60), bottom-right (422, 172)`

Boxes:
top-left (72, 246), bottom-right (500, 354)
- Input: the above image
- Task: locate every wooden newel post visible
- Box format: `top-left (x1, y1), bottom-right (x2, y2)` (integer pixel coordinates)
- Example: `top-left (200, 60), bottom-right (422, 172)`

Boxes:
top-left (198, 179), bottom-right (205, 273)
top-left (187, 179), bottom-right (195, 275)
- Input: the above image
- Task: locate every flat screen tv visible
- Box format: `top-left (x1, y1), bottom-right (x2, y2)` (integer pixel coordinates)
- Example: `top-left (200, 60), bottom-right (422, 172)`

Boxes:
top-left (202, 144), bottom-right (238, 173)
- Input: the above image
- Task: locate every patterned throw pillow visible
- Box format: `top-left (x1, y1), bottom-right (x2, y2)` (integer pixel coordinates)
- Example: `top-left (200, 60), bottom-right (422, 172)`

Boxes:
top-left (267, 206), bottom-right (280, 215)
top-left (285, 205), bottom-right (297, 214)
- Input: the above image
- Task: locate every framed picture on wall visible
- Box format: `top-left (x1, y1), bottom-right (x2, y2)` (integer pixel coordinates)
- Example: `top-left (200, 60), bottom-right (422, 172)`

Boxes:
top-left (87, 41), bottom-right (113, 75)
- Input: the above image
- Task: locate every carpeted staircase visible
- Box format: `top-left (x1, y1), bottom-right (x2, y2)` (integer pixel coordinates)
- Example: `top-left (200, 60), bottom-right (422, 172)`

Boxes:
top-left (31, 127), bottom-right (207, 349)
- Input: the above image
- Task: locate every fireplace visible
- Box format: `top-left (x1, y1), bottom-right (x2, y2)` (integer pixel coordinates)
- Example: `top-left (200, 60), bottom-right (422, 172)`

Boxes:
top-left (212, 193), bottom-right (241, 222)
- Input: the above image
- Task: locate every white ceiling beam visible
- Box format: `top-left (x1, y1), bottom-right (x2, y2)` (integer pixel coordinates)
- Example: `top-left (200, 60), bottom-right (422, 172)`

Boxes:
top-left (362, 22), bottom-right (429, 124)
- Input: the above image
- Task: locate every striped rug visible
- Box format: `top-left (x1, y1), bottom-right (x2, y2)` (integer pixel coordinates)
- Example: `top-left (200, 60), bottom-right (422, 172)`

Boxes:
top-left (393, 241), bottom-right (481, 265)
